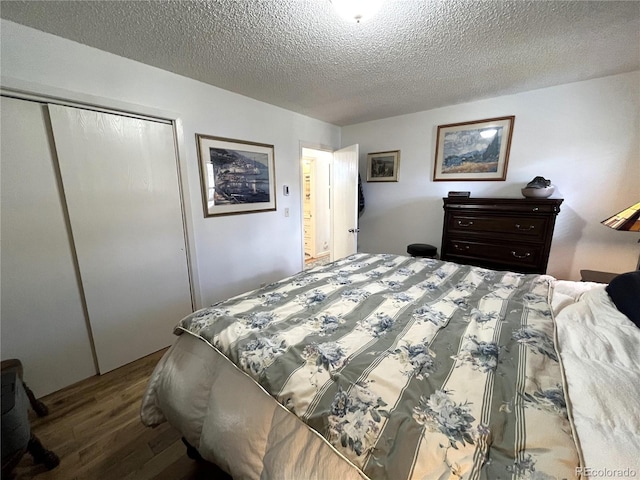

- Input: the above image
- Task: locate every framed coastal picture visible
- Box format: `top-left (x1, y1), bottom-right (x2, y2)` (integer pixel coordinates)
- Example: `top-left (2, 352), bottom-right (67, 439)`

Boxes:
top-left (433, 116), bottom-right (515, 181)
top-left (366, 150), bottom-right (400, 182)
top-left (196, 134), bottom-right (276, 217)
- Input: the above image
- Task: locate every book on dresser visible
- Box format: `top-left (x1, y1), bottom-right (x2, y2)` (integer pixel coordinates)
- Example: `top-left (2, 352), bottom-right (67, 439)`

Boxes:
top-left (440, 197), bottom-right (563, 274)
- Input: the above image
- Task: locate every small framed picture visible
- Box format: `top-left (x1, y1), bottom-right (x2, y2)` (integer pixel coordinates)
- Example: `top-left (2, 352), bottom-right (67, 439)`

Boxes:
top-left (433, 116), bottom-right (515, 181)
top-left (366, 150), bottom-right (400, 182)
top-left (196, 134), bottom-right (277, 217)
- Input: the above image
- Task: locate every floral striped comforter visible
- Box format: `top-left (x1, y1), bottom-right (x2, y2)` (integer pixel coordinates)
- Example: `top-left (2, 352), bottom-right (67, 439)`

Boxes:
top-left (177, 253), bottom-right (579, 480)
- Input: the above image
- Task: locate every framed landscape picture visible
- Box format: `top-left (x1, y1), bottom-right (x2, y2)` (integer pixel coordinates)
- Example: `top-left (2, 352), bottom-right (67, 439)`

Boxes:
top-left (366, 150), bottom-right (400, 182)
top-left (433, 116), bottom-right (515, 181)
top-left (196, 134), bottom-right (276, 217)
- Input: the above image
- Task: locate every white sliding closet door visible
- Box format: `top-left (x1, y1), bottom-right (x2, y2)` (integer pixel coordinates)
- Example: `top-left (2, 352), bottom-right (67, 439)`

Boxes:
top-left (1, 97), bottom-right (96, 396)
top-left (48, 104), bottom-right (193, 373)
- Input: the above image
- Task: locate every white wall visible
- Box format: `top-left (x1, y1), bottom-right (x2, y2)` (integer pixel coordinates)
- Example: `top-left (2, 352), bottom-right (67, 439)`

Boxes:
top-left (1, 19), bottom-right (637, 299)
top-left (344, 72), bottom-right (640, 280)
top-left (1, 20), bottom-right (341, 308)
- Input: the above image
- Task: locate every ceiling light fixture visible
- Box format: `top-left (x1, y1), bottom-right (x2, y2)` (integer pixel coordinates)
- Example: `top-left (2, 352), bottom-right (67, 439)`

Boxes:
top-left (331, 0), bottom-right (383, 23)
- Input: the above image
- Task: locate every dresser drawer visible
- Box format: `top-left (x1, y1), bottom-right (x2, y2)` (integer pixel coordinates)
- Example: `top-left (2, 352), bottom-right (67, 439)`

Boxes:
top-left (444, 199), bottom-right (561, 214)
top-left (444, 239), bottom-right (543, 271)
top-left (446, 214), bottom-right (548, 240)
top-left (441, 197), bottom-right (563, 274)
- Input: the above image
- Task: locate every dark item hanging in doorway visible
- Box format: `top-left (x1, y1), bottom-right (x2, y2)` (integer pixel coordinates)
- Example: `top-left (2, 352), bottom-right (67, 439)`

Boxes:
top-left (358, 174), bottom-right (365, 216)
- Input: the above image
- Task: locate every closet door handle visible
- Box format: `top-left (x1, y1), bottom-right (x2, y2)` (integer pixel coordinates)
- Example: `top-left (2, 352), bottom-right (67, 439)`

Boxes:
top-left (348, 228), bottom-right (360, 233)
top-left (511, 251), bottom-right (531, 259)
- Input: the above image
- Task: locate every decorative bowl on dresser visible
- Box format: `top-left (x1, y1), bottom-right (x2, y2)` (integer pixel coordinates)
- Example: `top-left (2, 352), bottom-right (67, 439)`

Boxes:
top-left (440, 197), bottom-right (563, 274)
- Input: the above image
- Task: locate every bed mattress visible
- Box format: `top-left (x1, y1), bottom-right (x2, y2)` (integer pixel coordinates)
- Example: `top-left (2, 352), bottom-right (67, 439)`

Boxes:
top-left (141, 254), bottom-right (639, 479)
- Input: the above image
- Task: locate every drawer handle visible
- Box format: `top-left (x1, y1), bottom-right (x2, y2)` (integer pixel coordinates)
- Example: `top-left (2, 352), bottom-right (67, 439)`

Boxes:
top-left (511, 251), bottom-right (531, 259)
top-left (457, 220), bottom-right (474, 227)
top-left (515, 224), bottom-right (535, 231)
top-left (532, 207), bottom-right (539, 212)
top-left (453, 244), bottom-right (470, 251)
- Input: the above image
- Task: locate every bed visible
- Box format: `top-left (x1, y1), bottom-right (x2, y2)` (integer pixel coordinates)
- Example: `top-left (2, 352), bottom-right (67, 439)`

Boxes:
top-left (140, 253), bottom-right (640, 479)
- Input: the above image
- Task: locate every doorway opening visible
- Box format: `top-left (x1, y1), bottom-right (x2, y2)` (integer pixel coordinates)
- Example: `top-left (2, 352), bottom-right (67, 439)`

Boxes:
top-left (301, 147), bottom-right (332, 270)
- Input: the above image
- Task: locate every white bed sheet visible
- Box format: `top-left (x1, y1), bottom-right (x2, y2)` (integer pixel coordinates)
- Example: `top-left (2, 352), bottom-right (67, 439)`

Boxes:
top-left (552, 281), bottom-right (640, 479)
top-left (141, 279), bottom-right (640, 479)
top-left (141, 330), bottom-right (365, 480)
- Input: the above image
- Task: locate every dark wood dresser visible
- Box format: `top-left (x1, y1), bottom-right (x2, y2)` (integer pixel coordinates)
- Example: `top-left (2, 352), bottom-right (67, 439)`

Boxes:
top-left (441, 197), bottom-right (563, 274)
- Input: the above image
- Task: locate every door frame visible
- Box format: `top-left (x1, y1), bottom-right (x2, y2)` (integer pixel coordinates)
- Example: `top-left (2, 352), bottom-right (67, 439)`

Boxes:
top-left (1, 77), bottom-right (199, 308)
top-left (299, 142), bottom-right (360, 268)
top-left (299, 142), bottom-right (336, 269)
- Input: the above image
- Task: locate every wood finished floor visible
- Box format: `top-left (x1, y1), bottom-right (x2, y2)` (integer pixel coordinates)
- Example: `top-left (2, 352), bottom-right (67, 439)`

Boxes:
top-left (9, 349), bottom-right (232, 480)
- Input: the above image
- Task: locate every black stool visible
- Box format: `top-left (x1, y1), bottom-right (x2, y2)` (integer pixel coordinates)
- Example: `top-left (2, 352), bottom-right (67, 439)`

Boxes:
top-left (407, 243), bottom-right (437, 258)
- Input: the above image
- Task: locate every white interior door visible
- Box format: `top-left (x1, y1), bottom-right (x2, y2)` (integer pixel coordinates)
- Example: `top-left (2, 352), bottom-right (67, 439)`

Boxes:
top-left (331, 144), bottom-right (359, 261)
top-left (1, 97), bottom-right (96, 396)
top-left (48, 104), bottom-right (193, 373)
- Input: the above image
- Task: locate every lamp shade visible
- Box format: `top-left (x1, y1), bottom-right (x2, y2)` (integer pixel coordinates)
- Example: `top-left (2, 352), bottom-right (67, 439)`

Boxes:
top-left (601, 202), bottom-right (640, 231)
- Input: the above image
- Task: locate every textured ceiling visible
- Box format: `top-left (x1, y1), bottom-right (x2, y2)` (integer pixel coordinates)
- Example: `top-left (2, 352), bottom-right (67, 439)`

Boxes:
top-left (1, 0), bottom-right (639, 126)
